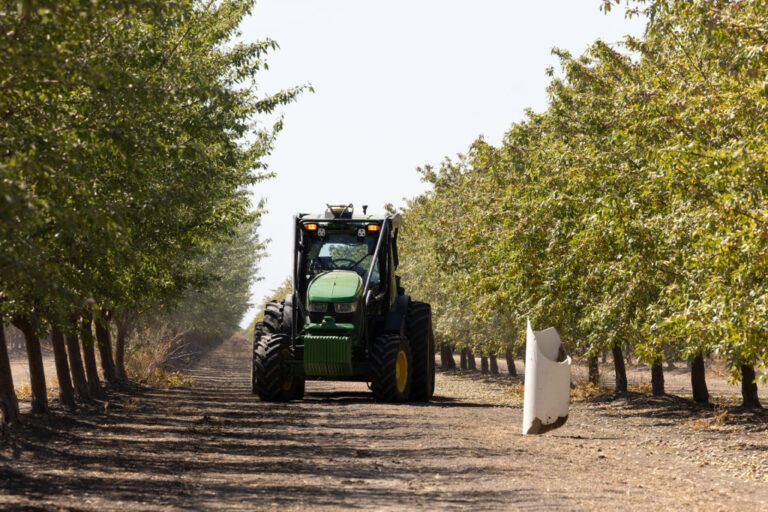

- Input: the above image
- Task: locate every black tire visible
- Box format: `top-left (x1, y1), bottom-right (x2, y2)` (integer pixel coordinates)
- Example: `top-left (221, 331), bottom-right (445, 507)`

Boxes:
top-left (264, 299), bottom-right (291, 335)
top-left (253, 322), bottom-right (265, 340)
top-left (251, 298), bottom-right (293, 394)
top-left (281, 296), bottom-right (294, 336)
top-left (370, 333), bottom-right (412, 402)
top-left (406, 301), bottom-right (435, 402)
top-left (251, 322), bottom-right (265, 394)
top-left (253, 333), bottom-right (304, 401)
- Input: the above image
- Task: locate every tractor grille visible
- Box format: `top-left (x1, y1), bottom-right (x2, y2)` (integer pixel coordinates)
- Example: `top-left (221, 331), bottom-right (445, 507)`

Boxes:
top-left (304, 335), bottom-right (353, 377)
top-left (309, 312), bottom-right (355, 324)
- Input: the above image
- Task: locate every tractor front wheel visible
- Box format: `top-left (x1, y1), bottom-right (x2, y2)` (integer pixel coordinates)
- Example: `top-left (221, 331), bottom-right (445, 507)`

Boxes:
top-left (371, 334), bottom-right (412, 402)
top-left (253, 333), bottom-right (304, 402)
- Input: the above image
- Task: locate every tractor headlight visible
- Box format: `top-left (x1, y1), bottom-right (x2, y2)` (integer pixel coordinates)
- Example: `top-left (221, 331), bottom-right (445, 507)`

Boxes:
top-left (334, 302), bottom-right (357, 313)
top-left (307, 302), bottom-right (328, 313)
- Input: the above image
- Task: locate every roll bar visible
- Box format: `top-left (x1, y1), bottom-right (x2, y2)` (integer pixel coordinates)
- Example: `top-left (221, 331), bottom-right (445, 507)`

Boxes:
top-left (363, 217), bottom-right (390, 300)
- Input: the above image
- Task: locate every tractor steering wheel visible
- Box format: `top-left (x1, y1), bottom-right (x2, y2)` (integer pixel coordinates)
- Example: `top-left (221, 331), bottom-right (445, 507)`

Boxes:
top-left (330, 258), bottom-right (358, 270)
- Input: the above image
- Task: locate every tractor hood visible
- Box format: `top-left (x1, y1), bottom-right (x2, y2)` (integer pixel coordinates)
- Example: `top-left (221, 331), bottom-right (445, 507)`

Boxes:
top-left (307, 271), bottom-right (363, 303)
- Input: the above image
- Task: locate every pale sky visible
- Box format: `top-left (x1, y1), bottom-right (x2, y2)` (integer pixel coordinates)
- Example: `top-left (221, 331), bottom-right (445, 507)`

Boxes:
top-left (239, 1), bottom-right (647, 327)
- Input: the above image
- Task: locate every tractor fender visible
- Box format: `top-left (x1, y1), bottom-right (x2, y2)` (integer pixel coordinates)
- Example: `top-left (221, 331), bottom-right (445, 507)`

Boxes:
top-left (384, 295), bottom-right (411, 335)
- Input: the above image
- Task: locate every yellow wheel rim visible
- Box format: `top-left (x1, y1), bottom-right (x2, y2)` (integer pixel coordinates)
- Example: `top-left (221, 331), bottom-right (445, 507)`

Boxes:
top-left (395, 349), bottom-right (408, 393)
top-left (281, 348), bottom-right (293, 391)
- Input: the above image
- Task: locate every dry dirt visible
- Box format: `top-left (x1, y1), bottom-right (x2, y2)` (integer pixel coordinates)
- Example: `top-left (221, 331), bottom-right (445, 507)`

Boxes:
top-left (2, 337), bottom-right (768, 511)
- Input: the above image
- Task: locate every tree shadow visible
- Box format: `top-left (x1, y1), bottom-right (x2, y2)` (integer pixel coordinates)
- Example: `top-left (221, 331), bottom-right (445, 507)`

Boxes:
top-left (585, 391), bottom-right (768, 431)
top-left (438, 367), bottom-right (523, 387)
top-left (0, 381), bottom-right (560, 511)
top-left (301, 391), bottom-right (503, 409)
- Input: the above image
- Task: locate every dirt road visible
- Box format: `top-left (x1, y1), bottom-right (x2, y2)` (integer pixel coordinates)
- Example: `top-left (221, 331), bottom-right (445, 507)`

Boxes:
top-left (2, 337), bottom-right (768, 510)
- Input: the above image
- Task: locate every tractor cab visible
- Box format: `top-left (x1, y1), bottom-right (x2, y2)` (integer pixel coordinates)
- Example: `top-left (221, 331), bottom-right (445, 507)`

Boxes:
top-left (294, 204), bottom-right (400, 328)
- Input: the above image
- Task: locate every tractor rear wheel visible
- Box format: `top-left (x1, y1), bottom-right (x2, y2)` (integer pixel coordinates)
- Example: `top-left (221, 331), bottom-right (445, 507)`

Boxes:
top-left (370, 334), bottom-right (412, 402)
top-left (253, 333), bottom-right (304, 402)
top-left (406, 301), bottom-right (435, 401)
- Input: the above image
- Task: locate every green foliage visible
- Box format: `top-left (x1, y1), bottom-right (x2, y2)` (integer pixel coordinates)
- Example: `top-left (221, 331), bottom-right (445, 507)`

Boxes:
top-left (400, 0), bottom-right (768, 382)
top-left (1, 2), bottom-right (304, 337)
top-left (146, 217), bottom-right (267, 338)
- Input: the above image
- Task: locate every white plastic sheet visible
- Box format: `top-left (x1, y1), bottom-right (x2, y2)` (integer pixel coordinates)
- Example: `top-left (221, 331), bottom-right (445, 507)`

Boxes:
top-left (522, 319), bottom-right (572, 435)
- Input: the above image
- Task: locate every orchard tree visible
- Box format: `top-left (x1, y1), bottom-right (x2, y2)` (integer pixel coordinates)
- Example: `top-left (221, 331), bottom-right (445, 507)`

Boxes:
top-left (0, 0), bottom-right (306, 419)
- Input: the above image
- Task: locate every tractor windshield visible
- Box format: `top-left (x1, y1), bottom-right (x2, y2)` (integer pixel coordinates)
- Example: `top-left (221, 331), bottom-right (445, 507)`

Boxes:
top-left (303, 234), bottom-right (380, 284)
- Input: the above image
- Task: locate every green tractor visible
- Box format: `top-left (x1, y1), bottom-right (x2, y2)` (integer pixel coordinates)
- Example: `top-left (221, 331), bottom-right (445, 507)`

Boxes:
top-left (251, 204), bottom-right (435, 402)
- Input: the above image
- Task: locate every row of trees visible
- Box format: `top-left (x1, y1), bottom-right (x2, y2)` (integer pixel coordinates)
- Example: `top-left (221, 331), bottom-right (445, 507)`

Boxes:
top-left (398, 0), bottom-right (767, 407)
top-left (0, 0), bottom-right (300, 425)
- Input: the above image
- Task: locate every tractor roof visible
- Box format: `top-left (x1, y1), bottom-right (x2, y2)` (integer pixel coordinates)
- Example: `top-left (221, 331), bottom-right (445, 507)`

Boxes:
top-left (298, 204), bottom-right (400, 228)
top-left (299, 212), bottom-right (384, 221)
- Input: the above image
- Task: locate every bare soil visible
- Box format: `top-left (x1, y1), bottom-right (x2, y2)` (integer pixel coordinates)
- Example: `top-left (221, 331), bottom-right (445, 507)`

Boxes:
top-left (2, 337), bottom-right (767, 511)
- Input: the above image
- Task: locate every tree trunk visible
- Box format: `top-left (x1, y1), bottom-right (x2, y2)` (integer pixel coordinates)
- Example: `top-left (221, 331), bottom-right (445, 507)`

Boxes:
top-left (601, 350), bottom-right (607, 364)
top-left (741, 364), bottom-right (762, 409)
top-left (0, 324), bottom-right (21, 425)
top-left (12, 317), bottom-right (48, 413)
top-left (439, 344), bottom-right (455, 370)
top-left (467, 350), bottom-right (477, 370)
top-left (651, 357), bottom-right (665, 396)
top-left (505, 347), bottom-right (517, 376)
top-left (115, 325), bottom-right (128, 381)
top-left (690, 353), bottom-right (709, 404)
top-left (588, 355), bottom-right (599, 386)
top-left (489, 355), bottom-right (499, 374)
top-left (460, 348), bottom-right (468, 370)
top-left (612, 344), bottom-right (628, 394)
top-left (65, 315), bottom-right (89, 400)
top-left (94, 310), bottom-right (116, 384)
top-left (480, 355), bottom-right (489, 374)
top-left (80, 314), bottom-right (101, 397)
top-left (50, 326), bottom-right (75, 407)
top-left (113, 310), bottom-right (134, 381)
